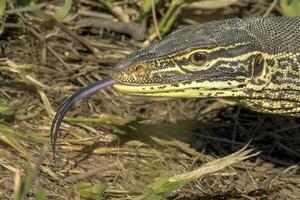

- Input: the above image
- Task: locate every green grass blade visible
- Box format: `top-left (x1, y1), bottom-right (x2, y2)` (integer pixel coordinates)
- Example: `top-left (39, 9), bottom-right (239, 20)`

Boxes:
top-left (136, 176), bottom-right (191, 200)
top-left (73, 182), bottom-right (106, 199)
top-left (35, 185), bottom-right (47, 200)
top-left (6, 3), bottom-right (46, 14)
top-left (14, 165), bottom-right (39, 200)
top-left (0, 0), bottom-right (6, 19)
top-left (0, 101), bottom-right (14, 118)
top-left (141, 0), bottom-right (158, 14)
top-left (281, 0), bottom-right (300, 16)
top-left (0, 101), bottom-right (9, 112)
top-left (53, 0), bottom-right (72, 21)
top-left (0, 121), bottom-right (45, 161)
top-left (0, 123), bottom-right (34, 161)
top-left (136, 187), bottom-right (166, 200)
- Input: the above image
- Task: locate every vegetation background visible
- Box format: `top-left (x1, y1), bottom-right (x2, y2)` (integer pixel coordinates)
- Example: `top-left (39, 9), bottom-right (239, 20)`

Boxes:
top-left (0, 0), bottom-right (299, 199)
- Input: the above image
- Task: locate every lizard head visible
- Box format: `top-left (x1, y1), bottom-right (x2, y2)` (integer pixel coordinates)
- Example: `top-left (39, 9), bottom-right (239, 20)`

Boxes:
top-left (112, 18), bottom-right (269, 98)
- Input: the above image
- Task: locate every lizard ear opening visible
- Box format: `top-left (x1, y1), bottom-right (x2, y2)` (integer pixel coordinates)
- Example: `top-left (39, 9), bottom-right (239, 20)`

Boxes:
top-left (252, 54), bottom-right (264, 77)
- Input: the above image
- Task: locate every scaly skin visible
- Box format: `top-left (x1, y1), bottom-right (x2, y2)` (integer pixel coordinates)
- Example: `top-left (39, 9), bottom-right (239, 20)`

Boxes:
top-left (112, 17), bottom-right (300, 116)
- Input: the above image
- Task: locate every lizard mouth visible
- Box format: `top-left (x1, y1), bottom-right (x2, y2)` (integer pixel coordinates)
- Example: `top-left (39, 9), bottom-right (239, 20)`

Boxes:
top-left (113, 79), bottom-right (246, 97)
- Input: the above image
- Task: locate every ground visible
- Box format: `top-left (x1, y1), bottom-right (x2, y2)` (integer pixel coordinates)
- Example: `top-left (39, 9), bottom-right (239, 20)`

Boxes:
top-left (0, 0), bottom-right (299, 199)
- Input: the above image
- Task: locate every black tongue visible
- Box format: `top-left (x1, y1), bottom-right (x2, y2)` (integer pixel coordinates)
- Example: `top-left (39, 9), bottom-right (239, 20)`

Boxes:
top-left (50, 78), bottom-right (116, 159)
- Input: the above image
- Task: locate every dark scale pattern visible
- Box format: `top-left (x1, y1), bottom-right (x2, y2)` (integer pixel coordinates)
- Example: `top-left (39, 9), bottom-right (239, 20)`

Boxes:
top-left (245, 17), bottom-right (300, 53)
top-left (113, 17), bottom-right (300, 74)
top-left (270, 55), bottom-right (300, 88)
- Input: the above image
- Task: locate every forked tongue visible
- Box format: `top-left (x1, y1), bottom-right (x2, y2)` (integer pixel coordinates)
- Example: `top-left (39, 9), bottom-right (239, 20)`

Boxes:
top-left (50, 78), bottom-right (116, 158)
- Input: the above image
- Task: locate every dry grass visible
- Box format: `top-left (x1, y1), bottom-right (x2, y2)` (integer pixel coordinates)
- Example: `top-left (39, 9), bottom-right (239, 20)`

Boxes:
top-left (0, 0), bottom-right (299, 199)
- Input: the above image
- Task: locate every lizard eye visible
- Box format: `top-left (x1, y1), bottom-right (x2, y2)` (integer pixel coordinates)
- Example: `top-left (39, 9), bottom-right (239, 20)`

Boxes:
top-left (190, 52), bottom-right (207, 65)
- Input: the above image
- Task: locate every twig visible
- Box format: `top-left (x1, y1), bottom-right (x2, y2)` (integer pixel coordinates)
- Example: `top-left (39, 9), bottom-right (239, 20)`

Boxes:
top-left (76, 18), bottom-right (146, 41)
top-left (151, 0), bottom-right (161, 39)
top-left (263, 0), bottom-right (278, 17)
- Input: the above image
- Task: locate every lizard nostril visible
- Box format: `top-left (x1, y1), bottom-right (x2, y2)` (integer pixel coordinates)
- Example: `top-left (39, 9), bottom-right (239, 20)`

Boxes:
top-left (134, 64), bottom-right (147, 73)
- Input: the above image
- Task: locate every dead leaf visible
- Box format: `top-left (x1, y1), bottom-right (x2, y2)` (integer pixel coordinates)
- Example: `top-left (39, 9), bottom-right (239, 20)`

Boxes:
top-left (186, 0), bottom-right (238, 9)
